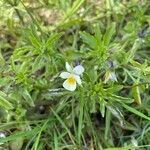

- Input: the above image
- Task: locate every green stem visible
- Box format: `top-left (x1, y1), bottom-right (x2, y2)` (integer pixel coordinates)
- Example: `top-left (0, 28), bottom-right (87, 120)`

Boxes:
top-left (104, 108), bottom-right (111, 141)
top-left (14, 7), bottom-right (24, 25)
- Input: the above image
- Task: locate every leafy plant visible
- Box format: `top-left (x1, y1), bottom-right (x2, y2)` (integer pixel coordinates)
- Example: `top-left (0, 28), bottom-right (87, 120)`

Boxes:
top-left (0, 0), bottom-right (150, 149)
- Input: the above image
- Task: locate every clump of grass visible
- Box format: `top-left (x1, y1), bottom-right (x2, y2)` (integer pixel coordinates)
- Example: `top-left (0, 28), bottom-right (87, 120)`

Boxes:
top-left (0, 0), bottom-right (150, 149)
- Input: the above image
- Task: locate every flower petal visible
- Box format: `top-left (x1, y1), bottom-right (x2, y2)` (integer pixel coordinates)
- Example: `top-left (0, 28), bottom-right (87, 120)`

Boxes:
top-left (74, 75), bottom-right (82, 85)
top-left (73, 65), bottom-right (84, 75)
top-left (66, 62), bottom-right (72, 72)
top-left (104, 71), bottom-right (117, 83)
top-left (63, 79), bottom-right (76, 91)
top-left (0, 133), bottom-right (5, 138)
top-left (109, 72), bottom-right (117, 82)
top-left (60, 72), bottom-right (70, 79)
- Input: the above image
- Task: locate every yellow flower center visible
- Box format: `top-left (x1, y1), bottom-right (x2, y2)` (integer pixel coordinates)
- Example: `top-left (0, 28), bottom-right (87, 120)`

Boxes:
top-left (67, 75), bottom-right (76, 85)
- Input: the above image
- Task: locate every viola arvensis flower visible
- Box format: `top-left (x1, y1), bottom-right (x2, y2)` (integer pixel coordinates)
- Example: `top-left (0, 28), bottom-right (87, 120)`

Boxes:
top-left (60, 62), bottom-right (84, 91)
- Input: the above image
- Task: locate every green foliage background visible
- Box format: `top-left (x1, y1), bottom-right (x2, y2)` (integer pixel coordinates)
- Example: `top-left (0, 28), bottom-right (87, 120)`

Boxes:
top-left (0, 0), bottom-right (150, 149)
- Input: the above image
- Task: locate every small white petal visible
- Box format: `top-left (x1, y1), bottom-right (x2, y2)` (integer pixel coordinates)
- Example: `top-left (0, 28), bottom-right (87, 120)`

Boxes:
top-left (0, 133), bottom-right (5, 138)
top-left (63, 79), bottom-right (76, 91)
top-left (0, 132), bottom-right (5, 145)
top-left (66, 62), bottom-right (72, 72)
top-left (104, 71), bottom-right (117, 83)
top-left (74, 75), bottom-right (82, 85)
top-left (109, 72), bottom-right (117, 81)
top-left (73, 65), bottom-right (84, 75)
top-left (60, 72), bottom-right (70, 79)
top-left (131, 137), bottom-right (138, 147)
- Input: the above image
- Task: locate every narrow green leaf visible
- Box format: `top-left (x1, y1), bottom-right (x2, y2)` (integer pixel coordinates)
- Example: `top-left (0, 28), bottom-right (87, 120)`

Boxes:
top-left (32, 56), bottom-right (44, 73)
top-left (45, 33), bottom-right (63, 48)
top-left (32, 119), bottom-right (49, 150)
top-left (105, 146), bottom-right (131, 150)
top-left (65, 0), bottom-right (85, 19)
top-left (29, 32), bottom-right (41, 49)
top-left (80, 31), bottom-right (97, 49)
top-left (126, 40), bottom-right (141, 63)
top-left (132, 84), bottom-right (141, 105)
top-left (0, 127), bottom-right (40, 143)
top-left (51, 109), bottom-right (76, 146)
top-left (21, 89), bottom-right (35, 107)
top-left (109, 94), bottom-right (134, 103)
top-left (103, 23), bottom-right (116, 46)
top-left (104, 108), bottom-right (111, 140)
top-left (121, 103), bottom-right (150, 121)
top-left (94, 23), bottom-right (102, 43)
top-left (77, 97), bottom-right (84, 144)
top-left (107, 105), bottom-right (124, 126)
top-left (100, 100), bottom-right (105, 118)
top-left (54, 132), bottom-right (59, 150)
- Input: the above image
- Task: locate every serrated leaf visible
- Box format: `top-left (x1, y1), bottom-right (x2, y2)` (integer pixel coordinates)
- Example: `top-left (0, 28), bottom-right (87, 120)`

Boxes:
top-left (32, 56), bottom-right (44, 73)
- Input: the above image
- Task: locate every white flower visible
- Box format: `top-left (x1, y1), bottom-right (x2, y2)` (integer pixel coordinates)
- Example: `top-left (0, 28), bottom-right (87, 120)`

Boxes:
top-left (104, 71), bottom-right (117, 83)
top-left (60, 62), bottom-right (84, 91)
